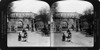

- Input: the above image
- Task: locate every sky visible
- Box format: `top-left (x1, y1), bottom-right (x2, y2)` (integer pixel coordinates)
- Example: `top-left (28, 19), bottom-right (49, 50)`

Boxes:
top-left (10, 0), bottom-right (94, 15)
top-left (10, 0), bottom-right (50, 15)
top-left (54, 1), bottom-right (94, 15)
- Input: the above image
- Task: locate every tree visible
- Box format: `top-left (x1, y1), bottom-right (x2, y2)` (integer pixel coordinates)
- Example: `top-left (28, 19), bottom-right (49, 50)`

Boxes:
top-left (36, 9), bottom-right (50, 24)
top-left (83, 8), bottom-right (93, 15)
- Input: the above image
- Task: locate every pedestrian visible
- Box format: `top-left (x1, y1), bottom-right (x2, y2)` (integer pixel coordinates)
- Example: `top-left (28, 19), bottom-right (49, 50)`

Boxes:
top-left (11, 26), bottom-right (15, 31)
top-left (62, 31), bottom-right (66, 41)
top-left (26, 24), bottom-right (29, 30)
top-left (71, 25), bottom-right (74, 30)
top-left (18, 32), bottom-right (21, 41)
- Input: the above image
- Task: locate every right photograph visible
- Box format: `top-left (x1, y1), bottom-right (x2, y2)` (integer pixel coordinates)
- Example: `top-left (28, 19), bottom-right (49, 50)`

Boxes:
top-left (50, 0), bottom-right (95, 47)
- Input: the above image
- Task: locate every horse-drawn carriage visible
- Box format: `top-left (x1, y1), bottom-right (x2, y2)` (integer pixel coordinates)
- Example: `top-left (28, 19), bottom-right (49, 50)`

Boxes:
top-left (18, 29), bottom-right (28, 42)
top-left (16, 21), bottom-right (28, 42)
top-left (62, 29), bottom-right (72, 42)
top-left (61, 22), bottom-right (72, 42)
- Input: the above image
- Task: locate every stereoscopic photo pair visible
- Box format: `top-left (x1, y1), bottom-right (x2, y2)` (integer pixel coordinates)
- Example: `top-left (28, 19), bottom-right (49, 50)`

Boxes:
top-left (3, 0), bottom-right (96, 47)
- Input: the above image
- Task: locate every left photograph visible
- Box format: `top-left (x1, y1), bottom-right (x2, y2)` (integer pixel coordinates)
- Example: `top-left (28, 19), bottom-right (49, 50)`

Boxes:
top-left (7, 0), bottom-right (51, 47)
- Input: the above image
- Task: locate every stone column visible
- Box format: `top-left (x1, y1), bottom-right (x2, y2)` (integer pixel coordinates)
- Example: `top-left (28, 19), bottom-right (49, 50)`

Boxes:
top-left (31, 19), bottom-right (34, 32)
top-left (74, 19), bottom-right (76, 31)
top-left (33, 19), bottom-right (36, 31)
top-left (76, 19), bottom-right (78, 31)
top-left (78, 19), bottom-right (80, 31)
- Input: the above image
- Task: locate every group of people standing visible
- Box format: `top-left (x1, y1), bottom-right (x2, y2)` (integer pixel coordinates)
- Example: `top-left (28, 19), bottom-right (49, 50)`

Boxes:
top-left (17, 22), bottom-right (29, 42)
top-left (18, 29), bottom-right (28, 42)
top-left (62, 29), bottom-right (72, 42)
top-left (61, 21), bottom-right (72, 42)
